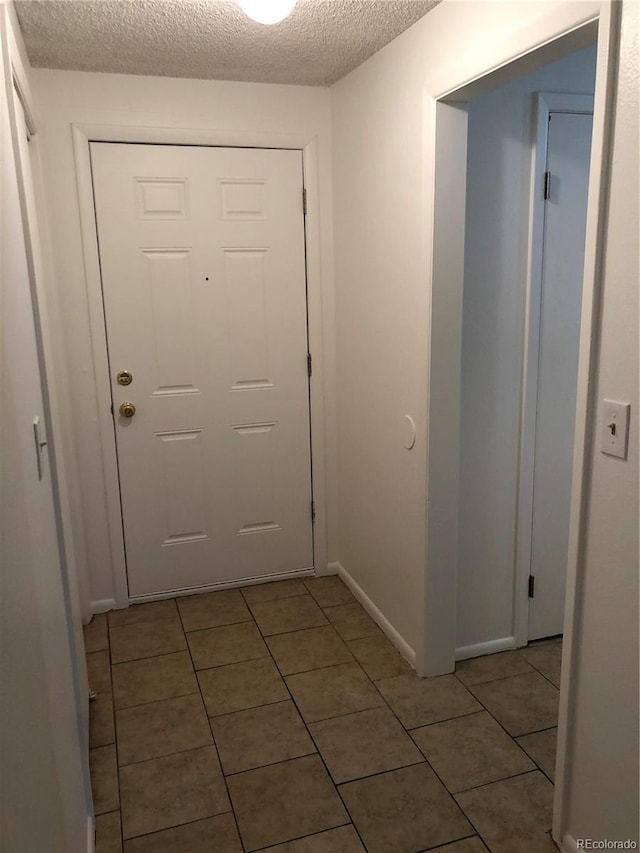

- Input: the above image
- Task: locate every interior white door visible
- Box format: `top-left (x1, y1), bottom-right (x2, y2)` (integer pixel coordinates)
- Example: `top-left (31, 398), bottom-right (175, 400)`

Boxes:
top-left (529, 110), bottom-right (593, 640)
top-left (90, 143), bottom-right (314, 597)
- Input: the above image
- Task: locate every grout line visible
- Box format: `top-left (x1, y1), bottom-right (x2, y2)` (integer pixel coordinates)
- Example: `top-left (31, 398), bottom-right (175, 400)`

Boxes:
top-left (94, 589), bottom-right (558, 853)
top-left (249, 822), bottom-right (353, 852)
top-left (110, 646), bottom-right (190, 666)
top-left (416, 833), bottom-right (487, 852)
top-left (452, 670), bottom-right (559, 763)
top-left (182, 616), bottom-right (255, 635)
top-left (192, 651), bottom-right (271, 673)
top-left (178, 602), bottom-right (249, 853)
top-left (453, 767), bottom-right (543, 797)
top-left (116, 811), bottom-right (237, 845)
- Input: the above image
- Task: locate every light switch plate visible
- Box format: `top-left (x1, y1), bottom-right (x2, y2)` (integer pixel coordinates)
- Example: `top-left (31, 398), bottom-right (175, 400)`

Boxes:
top-left (600, 399), bottom-right (630, 459)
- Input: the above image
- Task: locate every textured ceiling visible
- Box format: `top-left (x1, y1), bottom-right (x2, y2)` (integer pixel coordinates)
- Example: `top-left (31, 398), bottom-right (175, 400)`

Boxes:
top-left (15, 0), bottom-right (440, 86)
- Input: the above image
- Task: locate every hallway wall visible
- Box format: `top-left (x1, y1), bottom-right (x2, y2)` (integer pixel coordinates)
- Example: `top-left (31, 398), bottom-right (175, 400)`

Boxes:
top-left (31, 69), bottom-right (336, 610)
top-left (562, 2), bottom-right (639, 843)
top-left (331, 0), bottom-right (601, 667)
top-left (0, 4), bottom-right (91, 849)
top-left (458, 46), bottom-right (597, 654)
top-left (332, 0), bottom-right (637, 843)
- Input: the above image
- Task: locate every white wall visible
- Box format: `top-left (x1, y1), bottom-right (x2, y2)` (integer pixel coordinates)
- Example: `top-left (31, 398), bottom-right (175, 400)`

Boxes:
top-left (331, 0), bottom-right (600, 664)
top-left (31, 69), bottom-right (336, 609)
top-left (458, 47), bottom-right (597, 652)
top-left (0, 4), bottom-right (91, 850)
top-left (332, 0), bottom-right (637, 839)
top-left (562, 2), bottom-right (639, 843)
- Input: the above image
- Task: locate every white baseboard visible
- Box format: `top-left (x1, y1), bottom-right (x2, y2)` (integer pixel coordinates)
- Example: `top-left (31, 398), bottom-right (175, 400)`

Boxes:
top-left (330, 561), bottom-right (416, 669)
top-left (455, 636), bottom-right (517, 662)
top-left (89, 598), bottom-right (115, 617)
top-left (86, 815), bottom-right (95, 853)
top-left (316, 562), bottom-right (338, 577)
top-left (559, 833), bottom-right (578, 853)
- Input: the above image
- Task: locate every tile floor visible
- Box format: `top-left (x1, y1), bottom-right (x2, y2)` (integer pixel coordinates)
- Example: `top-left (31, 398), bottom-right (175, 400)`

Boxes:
top-left (84, 575), bottom-right (563, 853)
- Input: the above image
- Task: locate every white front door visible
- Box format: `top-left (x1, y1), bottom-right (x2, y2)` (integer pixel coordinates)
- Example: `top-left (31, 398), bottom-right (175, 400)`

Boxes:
top-left (91, 143), bottom-right (314, 598)
top-left (529, 110), bottom-right (593, 640)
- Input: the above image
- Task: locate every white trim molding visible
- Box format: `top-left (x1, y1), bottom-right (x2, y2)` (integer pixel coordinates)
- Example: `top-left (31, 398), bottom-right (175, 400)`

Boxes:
top-left (86, 816), bottom-right (95, 853)
top-left (71, 123), bottom-right (330, 613)
top-left (514, 90), bottom-right (595, 649)
top-left (330, 562), bottom-right (417, 669)
top-left (455, 637), bottom-right (517, 663)
top-left (560, 834), bottom-right (580, 853)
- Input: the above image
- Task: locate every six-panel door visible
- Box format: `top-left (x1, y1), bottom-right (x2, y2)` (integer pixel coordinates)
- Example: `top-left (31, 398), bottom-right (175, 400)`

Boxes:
top-left (91, 143), bottom-right (313, 597)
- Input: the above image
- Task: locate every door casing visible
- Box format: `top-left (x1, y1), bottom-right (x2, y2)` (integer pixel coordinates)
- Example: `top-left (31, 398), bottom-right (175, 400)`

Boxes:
top-left (423, 3), bottom-right (619, 846)
top-left (515, 92), bottom-right (594, 648)
top-left (73, 125), bottom-right (330, 608)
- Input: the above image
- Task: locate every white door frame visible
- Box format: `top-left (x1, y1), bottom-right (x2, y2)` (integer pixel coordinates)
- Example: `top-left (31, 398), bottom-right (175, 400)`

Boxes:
top-left (514, 92), bottom-right (595, 649)
top-left (1, 4), bottom-right (94, 839)
top-left (421, 2), bottom-right (619, 846)
top-left (72, 123), bottom-right (329, 607)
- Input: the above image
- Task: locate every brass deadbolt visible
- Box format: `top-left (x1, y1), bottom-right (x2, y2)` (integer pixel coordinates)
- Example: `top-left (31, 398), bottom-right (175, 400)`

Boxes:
top-left (119, 401), bottom-right (136, 418)
top-left (117, 370), bottom-right (133, 386)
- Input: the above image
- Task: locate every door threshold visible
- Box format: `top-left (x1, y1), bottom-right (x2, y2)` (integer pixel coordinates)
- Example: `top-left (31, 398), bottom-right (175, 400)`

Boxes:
top-left (126, 567), bottom-right (316, 605)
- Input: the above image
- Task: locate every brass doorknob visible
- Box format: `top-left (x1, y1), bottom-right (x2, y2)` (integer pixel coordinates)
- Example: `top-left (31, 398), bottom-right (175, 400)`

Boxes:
top-left (119, 401), bottom-right (136, 418)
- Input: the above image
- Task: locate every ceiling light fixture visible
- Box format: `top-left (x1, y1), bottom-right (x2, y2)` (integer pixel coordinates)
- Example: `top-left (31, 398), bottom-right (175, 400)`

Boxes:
top-left (237, 0), bottom-right (297, 26)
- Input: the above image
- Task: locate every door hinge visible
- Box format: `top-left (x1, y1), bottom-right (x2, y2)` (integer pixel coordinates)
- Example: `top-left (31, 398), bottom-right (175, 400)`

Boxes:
top-left (543, 171), bottom-right (551, 200)
top-left (307, 353), bottom-right (312, 378)
top-left (528, 575), bottom-right (535, 598)
top-left (302, 187), bottom-right (307, 215)
top-left (311, 501), bottom-right (316, 523)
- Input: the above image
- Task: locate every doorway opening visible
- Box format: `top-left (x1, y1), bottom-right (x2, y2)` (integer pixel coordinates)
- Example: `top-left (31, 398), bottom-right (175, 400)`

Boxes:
top-left (424, 6), bottom-right (619, 844)
top-left (457, 46), bottom-right (597, 662)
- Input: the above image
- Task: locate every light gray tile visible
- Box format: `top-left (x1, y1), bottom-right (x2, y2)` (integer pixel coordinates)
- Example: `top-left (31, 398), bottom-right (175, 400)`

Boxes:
top-left (123, 814), bottom-right (242, 853)
top-left (517, 728), bottom-right (558, 781)
top-left (339, 763), bottom-right (472, 853)
top-left (96, 811), bottom-right (122, 853)
top-left (267, 625), bottom-right (353, 675)
top-left (250, 595), bottom-right (328, 636)
top-left (199, 657), bottom-right (289, 717)
top-left (109, 618), bottom-right (186, 664)
top-left (211, 700), bottom-right (315, 775)
top-left (424, 839), bottom-right (488, 853)
top-left (119, 746), bottom-right (229, 839)
top-left (187, 621), bottom-right (268, 670)
top-left (456, 651), bottom-right (534, 686)
top-left (90, 744), bottom-right (119, 815)
top-left (241, 578), bottom-right (307, 604)
top-left (108, 598), bottom-right (178, 628)
top-left (88, 650), bottom-right (115, 747)
top-left (310, 706), bottom-right (423, 783)
top-left (411, 711), bottom-right (534, 793)
top-left (90, 690), bottom-right (116, 748)
top-left (376, 673), bottom-right (481, 729)
top-left (455, 771), bottom-right (555, 853)
top-left (116, 693), bottom-right (212, 765)
top-left (469, 672), bottom-right (559, 737)
top-left (87, 649), bottom-right (112, 695)
top-left (84, 612), bottom-right (108, 653)
top-left (346, 633), bottom-right (413, 681)
top-left (286, 662), bottom-right (385, 723)
top-left (322, 603), bottom-right (380, 641)
top-left (227, 754), bottom-right (349, 852)
top-left (112, 651), bottom-right (198, 709)
top-left (178, 588), bottom-right (252, 632)
top-left (259, 825), bottom-right (365, 852)
top-left (520, 642), bottom-right (563, 688)
top-left (303, 576), bottom-right (355, 607)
